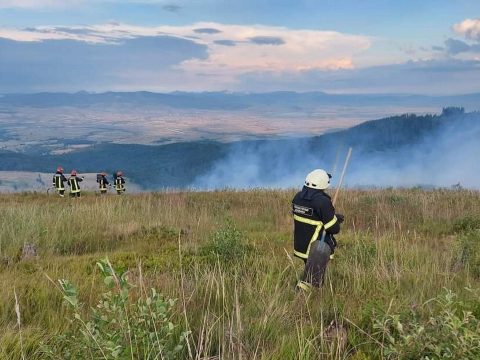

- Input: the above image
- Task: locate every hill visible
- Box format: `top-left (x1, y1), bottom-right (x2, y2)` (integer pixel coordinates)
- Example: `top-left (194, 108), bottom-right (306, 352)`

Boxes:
top-left (0, 141), bottom-right (227, 189)
top-left (2, 91), bottom-right (480, 110)
top-left (1, 107), bottom-right (479, 189)
top-left (1, 189), bottom-right (480, 359)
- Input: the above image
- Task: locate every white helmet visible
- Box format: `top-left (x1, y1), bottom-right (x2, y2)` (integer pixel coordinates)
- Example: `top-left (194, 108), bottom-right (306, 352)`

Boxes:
top-left (305, 169), bottom-right (331, 190)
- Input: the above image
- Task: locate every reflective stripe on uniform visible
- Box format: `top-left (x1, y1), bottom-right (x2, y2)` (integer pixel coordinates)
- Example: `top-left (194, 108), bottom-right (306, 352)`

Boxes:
top-left (294, 214), bottom-right (324, 258)
top-left (69, 178), bottom-right (80, 193)
top-left (293, 214), bottom-right (322, 226)
top-left (324, 215), bottom-right (338, 229)
top-left (294, 250), bottom-right (308, 259)
top-left (293, 214), bottom-right (337, 259)
top-left (55, 175), bottom-right (64, 190)
top-left (297, 281), bottom-right (312, 292)
top-left (115, 179), bottom-right (124, 190)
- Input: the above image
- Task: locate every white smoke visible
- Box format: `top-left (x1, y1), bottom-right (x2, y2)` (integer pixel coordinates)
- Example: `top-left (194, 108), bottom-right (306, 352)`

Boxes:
top-left (194, 111), bottom-right (480, 189)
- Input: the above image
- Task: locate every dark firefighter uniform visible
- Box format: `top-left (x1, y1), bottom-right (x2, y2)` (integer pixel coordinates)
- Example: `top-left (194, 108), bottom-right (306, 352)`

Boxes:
top-left (98, 175), bottom-right (109, 194)
top-left (292, 186), bottom-right (341, 290)
top-left (68, 176), bottom-right (83, 198)
top-left (115, 176), bottom-right (126, 195)
top-left (53, 172), bottom-right (68, 197)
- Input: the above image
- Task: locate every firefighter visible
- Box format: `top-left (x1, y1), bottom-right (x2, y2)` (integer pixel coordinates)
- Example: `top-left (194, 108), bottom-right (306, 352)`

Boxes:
top-left (52, 166), bottom-right (68, 197)
top-left (97, 172), bottom-right (110, 195)
top-left (292, 169), bottom-right (344, 292)
top-left (68, 170), bottom-right (84, 198)
top-left (114, 171), bottom-right (126, 195)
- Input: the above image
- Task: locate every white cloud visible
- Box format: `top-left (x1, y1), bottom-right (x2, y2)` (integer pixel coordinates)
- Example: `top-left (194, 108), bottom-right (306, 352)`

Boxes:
top-left (0, 21), bottom-right (371, 88)
top-left (453, 18), bottom-right (480, 42)
top-left (0, 0), bottom-right (83, 9)
top-left (0, 0), bottom-right (195, 10)
top-left (179, 22), bottom-right (370, 75)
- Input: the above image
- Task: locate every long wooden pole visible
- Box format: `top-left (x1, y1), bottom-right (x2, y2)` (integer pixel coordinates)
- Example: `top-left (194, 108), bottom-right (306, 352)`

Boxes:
top-left (332, 147), bottom-right (352, 205)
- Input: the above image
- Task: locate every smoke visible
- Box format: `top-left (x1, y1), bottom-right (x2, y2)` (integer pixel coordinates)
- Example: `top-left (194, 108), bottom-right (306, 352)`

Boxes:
top-left (193, 111), bottom-right (480, 189)
top-left (347, 115), bottom-right (480, 188)
top-left (194, 139), bottom-right (320, 189)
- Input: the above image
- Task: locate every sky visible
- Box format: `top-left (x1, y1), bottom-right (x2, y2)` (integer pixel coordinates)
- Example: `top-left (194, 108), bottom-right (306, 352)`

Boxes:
top-left (1, 0), bottom-right (480, 94)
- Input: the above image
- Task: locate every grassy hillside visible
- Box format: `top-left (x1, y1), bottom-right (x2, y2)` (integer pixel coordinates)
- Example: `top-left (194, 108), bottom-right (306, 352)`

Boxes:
top-left (1, 189), bottom-right (480, 359)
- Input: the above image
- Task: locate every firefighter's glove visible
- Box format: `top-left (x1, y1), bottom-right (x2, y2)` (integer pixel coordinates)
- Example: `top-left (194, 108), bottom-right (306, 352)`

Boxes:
top-left (336, 213), bottom-right (345, 224)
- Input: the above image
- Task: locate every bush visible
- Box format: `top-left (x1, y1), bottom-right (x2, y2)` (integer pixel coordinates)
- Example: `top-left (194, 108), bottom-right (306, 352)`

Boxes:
top-left (200, 219), bottom-right (252, 265)
top-left (42, 258), bottom-right (188, 359)
top-left (457, 230), bottom-right (480, 278)
top-left (452, 216), bottom-right (480, 234)
top-left (372, 289), bottom-right (480, 359)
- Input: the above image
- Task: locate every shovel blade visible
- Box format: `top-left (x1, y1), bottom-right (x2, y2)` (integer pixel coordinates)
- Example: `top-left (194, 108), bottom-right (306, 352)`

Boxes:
top-left (303, 240), bottom-right (331, 287)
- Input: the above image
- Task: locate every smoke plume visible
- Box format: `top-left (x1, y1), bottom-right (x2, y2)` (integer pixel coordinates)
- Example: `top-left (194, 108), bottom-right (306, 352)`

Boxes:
top-left (194, 110), bottom-right (480, 189)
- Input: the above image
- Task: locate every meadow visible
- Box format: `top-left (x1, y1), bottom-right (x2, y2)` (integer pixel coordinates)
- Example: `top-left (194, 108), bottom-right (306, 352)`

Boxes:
top-left (1, 189), bottom-right (480, 359)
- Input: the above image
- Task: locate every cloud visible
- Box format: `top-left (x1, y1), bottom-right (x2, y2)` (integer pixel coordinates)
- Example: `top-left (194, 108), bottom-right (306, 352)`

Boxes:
top-left (0, 22), bottom-right (372, 92)
top-left (50, 27), bottom-right (96, 35)
top-left (3, 21), bottom-right (478, 94)
top-left (436, 37), bottom-right (480, 56)
top-left (444, 38), bottom-right (472, 55)
top-left (193, 27), bottom-right (222, 34)
top-left (176, 22), bottom-right (371, 80)
top-left (454, 18), bottom-right (480, 42)
top-left (214, 39), bottom-right (237, 46)
top-left (0, 35), bottom-right (208, 92)
top-left (236, 58), bottom-right (480, 95)
top-left (0, 0), bottom-right (82, 9)
top-left (248, 36), bottom-right (285, 45)
top-left (162, 3), bottom-right (181, 12)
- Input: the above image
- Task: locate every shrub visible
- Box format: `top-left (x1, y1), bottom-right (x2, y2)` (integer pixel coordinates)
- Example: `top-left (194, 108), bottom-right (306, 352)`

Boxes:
top-left (372, 289), bottom-right (480, 359)
top-left (42, 258), bottom-right (188, 359)
top-left (452, 216), bottom-right (480, 234)
top-left (200, 219), bottom-right (252, 265)
top-left (456, 230), bottom-right (480, 278)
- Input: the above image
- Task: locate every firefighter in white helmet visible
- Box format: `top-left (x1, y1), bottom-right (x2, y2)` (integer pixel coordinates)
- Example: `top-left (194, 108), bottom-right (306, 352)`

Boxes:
top-left (292, 169), bottom-right (344, 291)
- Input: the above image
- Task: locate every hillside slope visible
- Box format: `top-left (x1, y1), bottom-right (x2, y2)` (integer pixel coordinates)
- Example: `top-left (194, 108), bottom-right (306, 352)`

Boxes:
top-left (1, 189), bottom-right (480, 359)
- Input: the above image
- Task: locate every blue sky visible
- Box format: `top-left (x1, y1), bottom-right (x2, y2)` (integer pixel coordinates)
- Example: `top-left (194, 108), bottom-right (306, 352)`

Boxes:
top-left (1, 0), bottom-right (480, 94)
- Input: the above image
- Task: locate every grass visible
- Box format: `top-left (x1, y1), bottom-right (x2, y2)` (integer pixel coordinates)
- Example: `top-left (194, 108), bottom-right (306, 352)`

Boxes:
top-left (1, 189), bottom-right (480, 359)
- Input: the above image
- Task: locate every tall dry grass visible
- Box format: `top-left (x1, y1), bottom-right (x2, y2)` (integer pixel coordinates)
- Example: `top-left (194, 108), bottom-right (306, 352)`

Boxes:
top-left (1, 189), bottom-right (480, 359)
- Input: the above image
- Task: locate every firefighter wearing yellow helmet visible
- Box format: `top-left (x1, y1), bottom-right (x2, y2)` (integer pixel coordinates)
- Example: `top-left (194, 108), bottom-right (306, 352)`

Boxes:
top-left (292, 169), bottom-right (344, 291)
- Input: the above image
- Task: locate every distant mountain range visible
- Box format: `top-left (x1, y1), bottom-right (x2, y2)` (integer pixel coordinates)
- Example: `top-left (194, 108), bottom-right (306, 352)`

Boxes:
top-left (1, 107), bottom-right (479, 189)
top-left (1, 91), bottom-right (480, 110)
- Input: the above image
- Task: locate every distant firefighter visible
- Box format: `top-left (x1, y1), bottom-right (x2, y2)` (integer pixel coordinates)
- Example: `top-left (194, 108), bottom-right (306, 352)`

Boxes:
top-left (97, 172), bottom-right (110, 195)
top-left (114, 171), bottom-right (126, 195)
top-left (292, 169), bottom-right (344, 291)
top-left (52, 166), bottom-right (68, 197)
top-left (68, 170), bottom-right (84, 198)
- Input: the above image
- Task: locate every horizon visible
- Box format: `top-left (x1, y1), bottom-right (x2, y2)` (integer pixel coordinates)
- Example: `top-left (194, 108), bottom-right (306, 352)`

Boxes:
top-left (2, 89), bottom-right (480, 97)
